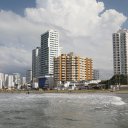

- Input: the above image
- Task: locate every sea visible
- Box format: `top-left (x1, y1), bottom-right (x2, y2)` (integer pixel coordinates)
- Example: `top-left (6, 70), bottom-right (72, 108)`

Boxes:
top-left (0, 93), bottom-right (128, 128)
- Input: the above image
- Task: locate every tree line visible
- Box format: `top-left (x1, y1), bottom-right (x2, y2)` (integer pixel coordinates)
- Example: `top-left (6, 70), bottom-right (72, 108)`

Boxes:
top-left (99, 74), bottom-right (128, 89)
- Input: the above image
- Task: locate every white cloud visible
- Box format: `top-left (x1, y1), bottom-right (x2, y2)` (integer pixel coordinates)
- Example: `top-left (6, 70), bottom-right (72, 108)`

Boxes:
top-left (26, 0), bottom-right (105, 36)
top-left (0, 0), bottom-right (127, 78)
top-left (0, 46), bottom-right (31, 74)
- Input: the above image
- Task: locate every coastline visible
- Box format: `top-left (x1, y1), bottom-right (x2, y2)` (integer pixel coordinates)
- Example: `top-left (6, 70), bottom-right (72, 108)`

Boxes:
top-left (0, 89), bottom-right (128, 94)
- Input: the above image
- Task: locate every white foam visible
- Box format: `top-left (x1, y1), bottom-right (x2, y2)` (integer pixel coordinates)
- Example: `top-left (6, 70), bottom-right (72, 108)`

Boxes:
top-left (41, 93), bottom-right (126, 106)
top-left (111, 96), bottom-right (126, 105)
top-left (12, 93), bottom-right (125, 106)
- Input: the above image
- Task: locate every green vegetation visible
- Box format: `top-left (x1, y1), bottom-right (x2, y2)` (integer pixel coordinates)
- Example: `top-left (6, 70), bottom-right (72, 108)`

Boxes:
top-left (99, 74), bottom-right (128, 89)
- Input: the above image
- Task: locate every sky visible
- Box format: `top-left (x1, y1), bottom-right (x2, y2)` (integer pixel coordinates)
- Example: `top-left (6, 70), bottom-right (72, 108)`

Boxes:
top-left (0, 0), bottom-right (127, 79)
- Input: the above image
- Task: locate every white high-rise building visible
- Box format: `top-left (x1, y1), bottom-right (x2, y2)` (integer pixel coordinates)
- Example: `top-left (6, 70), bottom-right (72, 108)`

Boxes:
top-left (40, 30), bottom-right (61, 76)
top-left (7, 75), bottom-right (14, 89)
top-left (32, 47), bottom-right (41, 79)
top-left (113, 29), bottom-right (128, 75)
top-left (26, 69), bottom-right (32, 83)
top-left (0, 73), bottom-right (4, 89)
top-left (13, 73), bottom-right (21, 86)
top-left (21, 77), bottom-right (26, 85)
top-left (4, 74), bottom-right (8, 88)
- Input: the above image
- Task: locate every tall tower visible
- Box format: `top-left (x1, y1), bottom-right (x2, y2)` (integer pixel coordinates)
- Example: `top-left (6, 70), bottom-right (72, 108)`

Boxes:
top-left (113, 29), bottom-right (128, 75)
top-left (32, 47), bottom-right (41, 79)
top-left (40, 30), bottom-right (60, 76)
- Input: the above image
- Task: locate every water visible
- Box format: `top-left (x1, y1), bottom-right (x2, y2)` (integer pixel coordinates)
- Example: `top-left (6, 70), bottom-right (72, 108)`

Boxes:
top-left (0, 93), bottom-right (128, 128)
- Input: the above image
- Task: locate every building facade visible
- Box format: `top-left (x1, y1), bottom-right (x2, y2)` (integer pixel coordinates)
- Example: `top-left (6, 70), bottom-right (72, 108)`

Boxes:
top-left (21, 77), bottom-right (26, 86)
top-left (13, 73), bottom-right (21, 86)
top-left (0, 73), bottom-right (4, 89)
top-left (40, 30), bottom-right (61, 76)
top-left (0, 73), bottom-right (26, 90)
top-left (54, 53), bottom-right (93, 83)
top-left (32, 47), bottom-right (41, 79)
top-left (113, 29), bottom-right (128, 75)
top-left (7, 75), bottom-right (14, 89)
top-left (0, 73), bottom-right (9, 89)
top-left (26, 69), bottom-right (32, 84)
top-left (93, 69), bottom-right (100, 80)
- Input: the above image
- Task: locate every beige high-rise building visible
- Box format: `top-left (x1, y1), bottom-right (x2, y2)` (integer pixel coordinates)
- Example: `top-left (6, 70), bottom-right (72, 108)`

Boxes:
top-left (54, 53), bottom-right (93, 82)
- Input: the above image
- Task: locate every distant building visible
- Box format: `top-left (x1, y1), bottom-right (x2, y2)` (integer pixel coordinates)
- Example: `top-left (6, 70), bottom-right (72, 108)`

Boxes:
top-left (0, 80), bottom-right (2, 89)
top-left (26, 70), bottom-right (32, 84)
top-left (0, 73), bottom-right (4, 89)
top-left (0, 73), bottom-right (25, 90)
top-left (54, 53), bottom-right (93, 83)
top-left (4, 74), bottom-right (8, 88)
top-left (32, 47), bottom-right (41, 79)
top-left (40, 30), bottom-right (61, 76)
top-left (58, 47), bottom-right (63, 56)
top-left (113, 29), bottom-right (128, 75)
top-left (93, 69), bottom-right (100, 80)
top-left (13, 73), bottom-right (21, 87)
top-left (21, 77), bottom-right (26, 86)
top-left (7, 75), bottom-right (14, 89)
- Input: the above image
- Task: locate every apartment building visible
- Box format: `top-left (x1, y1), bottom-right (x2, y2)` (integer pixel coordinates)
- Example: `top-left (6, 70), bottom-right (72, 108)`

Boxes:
top-left (26, 69), bottom-right (32, 84)
top-left (85, 58), bottom-right (93, 80)
top-left (40, 30), bottom-right (61, 76)
top-left (93, 69), bottom-right (100, 80)
top-left (113, 29), bottom-right (128, 75)
top-left (54, 53), bottom-right (93, 83)
top-left (32, 47), bottom-right (41, 79)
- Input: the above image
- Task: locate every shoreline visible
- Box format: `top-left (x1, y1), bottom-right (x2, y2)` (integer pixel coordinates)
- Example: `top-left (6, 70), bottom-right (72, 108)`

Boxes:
top-left (0, 89), bottom-right (128, 94)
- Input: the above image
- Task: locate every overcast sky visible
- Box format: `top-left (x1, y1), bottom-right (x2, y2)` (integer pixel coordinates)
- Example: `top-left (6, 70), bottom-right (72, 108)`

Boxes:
top-left (0, 0), bottom-right (127, 79)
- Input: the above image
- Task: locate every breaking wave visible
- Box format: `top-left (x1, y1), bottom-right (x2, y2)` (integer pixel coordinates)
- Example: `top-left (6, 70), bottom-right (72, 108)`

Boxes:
top-left (39, 93), bottom-right (126, 106)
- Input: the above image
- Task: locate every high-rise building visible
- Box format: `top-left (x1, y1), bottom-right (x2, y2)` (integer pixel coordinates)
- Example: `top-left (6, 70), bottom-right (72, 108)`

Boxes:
top-left (4, 74), bottom-right (8, 88)
top-left (85, 58), bottom-right (93, 80)
top-left (13, 73), bottom-right (21, 86)
top-left (26, 69), bottom-right (32, 84)
top-left (113, 29), bottom-right (128, 75)
top-left (21, 77), bottom-right (26, 85)
top-left (0, 73), bottom-right (4, 89)
top-left (32, 47), bottom-right (41, 79)
top-left (40, 30), bottom-right (61, 76)
top-left (93, 69), bottom-right (100, 80)
top-left (7, 75), bottom-right (14, 89)
top-left (54, 53), bottom-right (93, 83)
top-left (58, 47), bottom-right (63, 56)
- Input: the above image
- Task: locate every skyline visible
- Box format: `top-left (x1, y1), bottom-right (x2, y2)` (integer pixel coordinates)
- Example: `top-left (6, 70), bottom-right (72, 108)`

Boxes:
top-left (0, 0), bottom-right (128, 79)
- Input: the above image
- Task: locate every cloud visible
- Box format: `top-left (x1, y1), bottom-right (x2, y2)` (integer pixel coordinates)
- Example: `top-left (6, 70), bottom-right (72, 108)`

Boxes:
top-left (0, 0), bottom-right (127, 78)
top-left (0, 10), bottom-right (41, 74)
top-left (0, 46), bottom-right (31, 74)
top-left (26, 0), bottom-right (105, 36)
